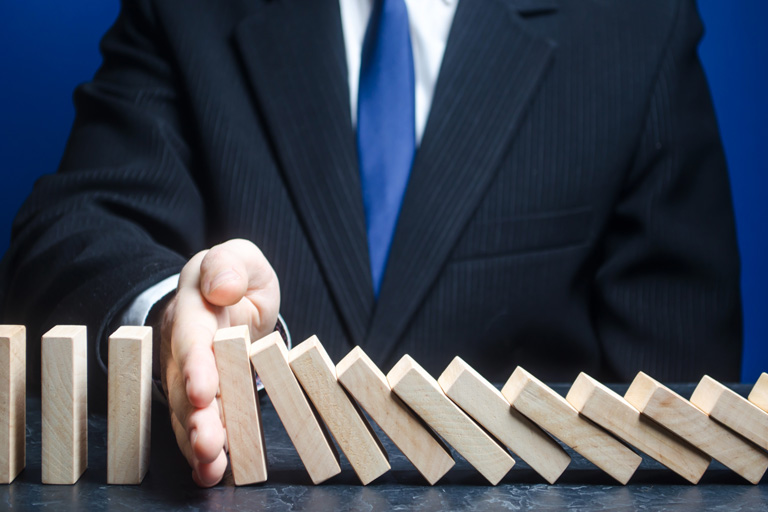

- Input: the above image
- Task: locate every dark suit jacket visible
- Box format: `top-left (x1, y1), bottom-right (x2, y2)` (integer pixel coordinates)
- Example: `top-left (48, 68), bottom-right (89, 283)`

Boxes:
top-left (1, 0), bottom-right (742, 409)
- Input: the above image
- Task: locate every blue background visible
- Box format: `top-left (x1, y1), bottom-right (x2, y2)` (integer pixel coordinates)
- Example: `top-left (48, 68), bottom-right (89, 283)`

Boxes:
top-left (1, 1), bottom-right (766, 381)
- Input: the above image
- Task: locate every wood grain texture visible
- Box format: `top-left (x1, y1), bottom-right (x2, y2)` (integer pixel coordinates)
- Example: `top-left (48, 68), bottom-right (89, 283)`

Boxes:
top-left (42, 325), bottom-right (87, 485)
top-left (387, 355), bottom-right (515, 485)
top-left (690, 375), bottom-right (768, 452)
top-left (107, 326), bottom-right (152, 484)
top-left (337, 347), bottom-right (454, 485)
top-left (249, 332), bottom-right (340, 484)
top-left (213, 326), bottom-right (267, 485)
top-left (625, 372), bottom-right (768, 484)
top-left (288, 336), bottom-right (389, 485)
top-left (501, 367), bottom-right (641, 485)
top-left (0, 325), bottom-right (25, 484)
top-left (567, 372), bottom-right (710, 484)
top-left (438, 357), bottom-right (569, 484)
top-left (748, 373), bottom-right (768, 413)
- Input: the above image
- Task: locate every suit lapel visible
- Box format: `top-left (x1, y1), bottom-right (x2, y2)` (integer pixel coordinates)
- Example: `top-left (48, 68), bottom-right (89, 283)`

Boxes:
top-left (366, 0), bottom-right (558, 362)
top-left (234, 0), bottom-right (374, 344)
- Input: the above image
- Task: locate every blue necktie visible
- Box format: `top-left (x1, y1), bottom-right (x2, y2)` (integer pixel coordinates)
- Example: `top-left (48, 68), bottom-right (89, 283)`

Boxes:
top-left (357, 0), bottom-right (416, 297)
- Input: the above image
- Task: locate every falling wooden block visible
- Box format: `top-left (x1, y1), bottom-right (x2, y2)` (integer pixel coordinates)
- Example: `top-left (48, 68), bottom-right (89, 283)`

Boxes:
top-left (749, 373), bottom-right (768, 413)
top-left (107, 326), bottom-right (152, 484)
top-left (387, 355), bottom-right (515, 485)
top-left (212, 325), bottom-right (267, 485)
top-left (625, 372), bottom-right (768, 484)
top-left (0, 325), bottom-right (25, 484)
top-left (249, 332), bottom-right (340, 484)
top-left (337, 347), bottom-right (454, 485)
top-left (288, 336), bottom-right (389, 485)
top-left (690, 375), bottom-right (768, 453)
top-left (567, 372), bottom-right (710, 484)
top-left (501, 367), bottom-right (641, 485)
top-left (437, 357), bottom-right (569, 484)
top-left (42, 325), bottom-right (87, 485)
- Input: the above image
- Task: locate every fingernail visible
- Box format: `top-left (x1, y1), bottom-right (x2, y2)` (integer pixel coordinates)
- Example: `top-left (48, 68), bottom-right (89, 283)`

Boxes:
top-left (208, 270), bottom-right (240, 293)
top-left (190, 428), bottom-right (198, 447)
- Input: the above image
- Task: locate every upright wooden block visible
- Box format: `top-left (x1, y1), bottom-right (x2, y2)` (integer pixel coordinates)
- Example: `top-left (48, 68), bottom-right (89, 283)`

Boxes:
top-left (212, 326), bottom-right (267, 485)
top-left (107, 326), bottom-right (152, 484)
top-left (625, 372), bottom-right (768, 484)
top-left (288, 336), bottom-right (389, 485)
top-left (42, 325), bottom-right (87, 485)
top-left (501, 367), bottom-right (641, 485)
top-left (0, 325), bottom-right (25, 483)
top-left (337, 347), bottom-right (455, 485)
top-left (438, 357), bottom-right (570, 484)
top-left (249, 332), bottom-right (340, 484)
top-left (748, 373), bottom-right (768, 413)
top-left (567, 372), bottom-right (710, 484)
top-left (690, 375), bottom-right (768, 453)
top-left (387, 355), bottom-right (515, 485)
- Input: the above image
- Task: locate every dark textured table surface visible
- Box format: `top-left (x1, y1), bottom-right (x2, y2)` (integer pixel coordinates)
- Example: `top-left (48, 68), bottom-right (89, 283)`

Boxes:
top-left (1, 384), bottom-right (766, 511)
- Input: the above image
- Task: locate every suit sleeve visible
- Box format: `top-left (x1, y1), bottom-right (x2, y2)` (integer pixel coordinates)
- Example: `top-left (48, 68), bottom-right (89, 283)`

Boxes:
top-left (0, 0), bottom-right (205, 409)
top-left (594, 0), bottom-right (742, 381)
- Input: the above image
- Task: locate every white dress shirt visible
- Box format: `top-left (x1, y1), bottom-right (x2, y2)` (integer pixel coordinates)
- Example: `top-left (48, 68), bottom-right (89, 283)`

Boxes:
top-left (340, 0), bottom-right (459, 144)
top-left (121, 0), bottom-right (459, 329)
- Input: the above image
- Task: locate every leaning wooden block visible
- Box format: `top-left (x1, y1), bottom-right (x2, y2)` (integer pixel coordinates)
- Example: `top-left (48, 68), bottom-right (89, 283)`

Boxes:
top-left (213, 326), bottom-right (267, 485)
top-left (567, 372), bottom-right (710, 484)
top-left (501, 367), bottom-right (641, 485)
top-left (387, 355), bottom-right (515, 485)
top-left (42, 325), bottom-right (88, 485)
top-left (0, 325), bottom-right (25, 484)
top-left (691, 375), bottom-right (768, 453)
top-left (288, 336), bottom-right (389, 485)
top-left (337, 347), bottom-right (454, 485)
top-left (107, 326), bottom-right (152, 484)
top-left (249, 332), bottom-right (340, 484)
top-left (438, 357), bottom-right (569, 484)
top-left (625, 372), bottom-right (768, 484)
top-left (749, 373), bottom-right (768, 413)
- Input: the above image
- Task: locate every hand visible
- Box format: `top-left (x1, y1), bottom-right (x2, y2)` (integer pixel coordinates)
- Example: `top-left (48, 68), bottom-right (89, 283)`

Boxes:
top-left (159, 239), bottom-right (280, 487)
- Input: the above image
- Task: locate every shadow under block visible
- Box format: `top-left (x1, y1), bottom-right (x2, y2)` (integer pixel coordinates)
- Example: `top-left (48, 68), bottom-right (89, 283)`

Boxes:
top-left (387, 355), bottom-right (515, 485)
top-left (567, 372), bottom-right (710, 484)
top-left (337, 347), bottom-right (455, 485)
top-left (212, 326), bottom-right (267, 485)
top-left (749, 373), bottom-right (768, 412)
top-left (107, 326), bottom-right (152, 485)
top-left (437, 357), bottom-right (570, 484)
top-left (0, 325), bottom-right (25, 483)
top-left (690, 375), bottom-right (768, 452)
top-left (249, 332), bottom-right (340, 485)
top-left (501, 367), bottom-right (641, 485)
top-left (625, 372), bottom-right (768, 484)
top-left (288, 336), bottom-right (389, 485)
top-left (42, 325), bottom-right (87, 485)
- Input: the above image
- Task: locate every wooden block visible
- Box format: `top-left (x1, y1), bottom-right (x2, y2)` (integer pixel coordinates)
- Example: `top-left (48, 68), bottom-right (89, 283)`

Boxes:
top-left (625, 372), bottom-right (768, 484)
top-left (337, 347), bottom-right (455, 485)
top-left (288, 336), bottom-right (389, 485)
top-left (748, 373), bottom-right (768, 413)
top-left (691, 375), bottom-right (768, 453)
top-left (567, 372), bottom-right (710, 484)
top-left (42, 325), bottom-right (87, 484)
top-left (437, 357), bottom-right (569, 484)
top-left (501, 367), bottom-right (641, 485)
top-left (0, 325), bottom-right (25, 484)
top-left (387, 355), bottom-right (515, 485)
top-left (107, 326), bottom-right (152, 484)
top-left (212, 325), bottom-right (267, 485)
top-left (249, 332), bottom-right (340, 484)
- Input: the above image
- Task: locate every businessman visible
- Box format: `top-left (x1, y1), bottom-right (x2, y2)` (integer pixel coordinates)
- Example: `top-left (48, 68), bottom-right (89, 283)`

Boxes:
top-left (1, 0), bottom-right (741, 486)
